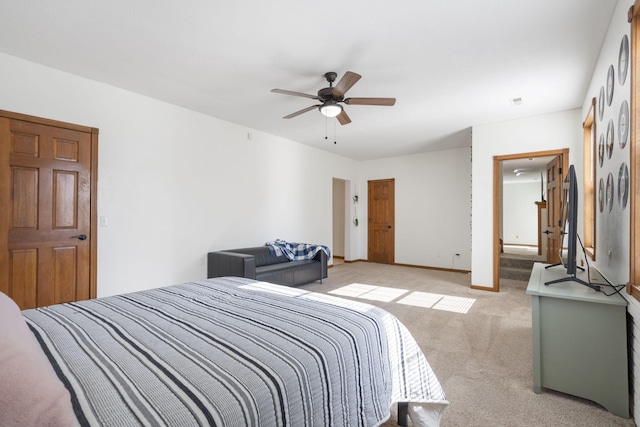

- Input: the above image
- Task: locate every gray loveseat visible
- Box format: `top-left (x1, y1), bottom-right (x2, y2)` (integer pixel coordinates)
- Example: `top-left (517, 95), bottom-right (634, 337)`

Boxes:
top-left (207, 246), bottom-right (328, 287)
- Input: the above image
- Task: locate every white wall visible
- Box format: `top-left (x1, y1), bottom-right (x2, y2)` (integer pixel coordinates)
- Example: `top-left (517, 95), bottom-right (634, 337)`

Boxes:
top-left (0, 51), bottom-right (472, 298)
top-left (581, 0), bottom-right (631, 287)
top-left (359, 148), bottom-right (472, 271)
top-left (0, 52), bottom-right (360, 297)
top-left (502, 181), bottom-right (541, 246)
top-left (471, 110), bottom-right (583, 288)
top-left (581, 0), bottom-right (636, 421)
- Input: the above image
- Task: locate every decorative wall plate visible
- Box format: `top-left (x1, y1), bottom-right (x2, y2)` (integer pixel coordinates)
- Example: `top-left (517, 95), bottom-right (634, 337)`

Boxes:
top-left (618, 100), bottom-right (629, 148)
top-left (606, 119), bottom-right (614, 159)
top-left (598, 86), bottom-right (605, 120)
top-left (598, 178), bottom-right (604, 213)
top-left (619, 34), bottom-right (629, 85)
top-left (607, 65), bottom-right (615, 106)
top-left (606, 172), bottom-right (614, 212)
top-left (598, 133), bottom-right (605, 167)
top-left (619, 162), bottom-right (629, 209)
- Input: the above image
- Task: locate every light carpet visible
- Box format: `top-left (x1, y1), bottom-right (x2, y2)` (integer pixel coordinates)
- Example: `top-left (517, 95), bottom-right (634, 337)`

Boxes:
top-left (300, 261), bottom-right (634, 427)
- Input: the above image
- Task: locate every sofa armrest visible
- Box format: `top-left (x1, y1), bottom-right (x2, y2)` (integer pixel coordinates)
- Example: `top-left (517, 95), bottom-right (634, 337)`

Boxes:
top-left (207, 251), bottom-right (256, 279)
top-left (313, 250), bottom-right (328, 279)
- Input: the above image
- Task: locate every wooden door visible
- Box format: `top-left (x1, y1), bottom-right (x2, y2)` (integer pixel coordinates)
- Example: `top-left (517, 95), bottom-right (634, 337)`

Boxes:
top-left (535, 201), bottom-right (547, 258)
top-left (0, 112), bottom-right (98, 309)
top-left (545, 156), bottom-right (563, 265)
top-left (368, 179), bottom-right (394, 264)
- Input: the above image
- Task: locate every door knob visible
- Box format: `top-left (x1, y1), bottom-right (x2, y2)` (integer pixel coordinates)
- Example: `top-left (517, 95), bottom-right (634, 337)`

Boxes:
top-left (72, 234), bottom-right (87, 241)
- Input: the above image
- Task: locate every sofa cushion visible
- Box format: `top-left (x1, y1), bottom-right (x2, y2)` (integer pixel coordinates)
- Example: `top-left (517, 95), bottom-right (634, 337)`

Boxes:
top-left (229, 247), bottom-right (290, 267)
top-left (256, 259), bottom-right (315, 274)
top-left (256, 260), bottom-right (320, 287)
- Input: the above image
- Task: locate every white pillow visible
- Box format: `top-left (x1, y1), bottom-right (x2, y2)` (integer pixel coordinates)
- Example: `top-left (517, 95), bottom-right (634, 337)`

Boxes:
top-left (0, 292), bottom-right (78, 426)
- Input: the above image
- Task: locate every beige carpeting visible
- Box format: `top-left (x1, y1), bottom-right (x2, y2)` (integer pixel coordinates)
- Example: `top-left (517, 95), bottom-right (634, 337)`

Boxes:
top-left (301, 262), bottom-right (634, 427)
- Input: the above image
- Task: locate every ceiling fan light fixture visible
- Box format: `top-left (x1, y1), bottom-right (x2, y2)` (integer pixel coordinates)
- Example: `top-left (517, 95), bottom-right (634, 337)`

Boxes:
top-left (272, 71), bottom-right (394, 125)
top-left (320, 102), bottom-right (342, 117)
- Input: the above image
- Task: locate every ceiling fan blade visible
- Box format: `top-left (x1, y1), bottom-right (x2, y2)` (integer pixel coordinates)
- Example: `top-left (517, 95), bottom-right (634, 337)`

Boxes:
top-left (344, 97), bottom-right (396, 106)
top-left (332, 71), bottom-right (361, 97)
top-left (283, 105), bottom-right (320, 119)
top-left (271, 88), bottom-right (318, 100)
top-left (336, 109), bottom-right (351, 125)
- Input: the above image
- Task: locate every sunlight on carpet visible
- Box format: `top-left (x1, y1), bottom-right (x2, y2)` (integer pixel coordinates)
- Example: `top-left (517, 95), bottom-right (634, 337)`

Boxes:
top-left (432, 295), bottom-right (476, 314)
top-left (329, 283), bottom-right (409, 301)
top-left (329, 284), bottom-right (476, 314)
top-left (397, 292), bottom-right (475, 314)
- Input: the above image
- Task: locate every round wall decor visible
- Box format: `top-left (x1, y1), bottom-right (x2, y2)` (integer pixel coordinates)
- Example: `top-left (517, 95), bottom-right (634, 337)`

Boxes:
top-left (598, 86), bottom-right (605, 120)
top-left (606, 64), bottom-right (615, 106)
top-left (606, 172), bottom-right (615, 212)
top-left (619, 162), bottom-right (629, 209)
top-left (598, 178), bottom-right (604, 213)
top-left (598, 133), bottom-right (605, 167)
top-left (606, 119), bottom-right (614, 159)
top-left (619, 100), bottom-right (629, 148)
top-left (619, 34), bottom-right (629, 85)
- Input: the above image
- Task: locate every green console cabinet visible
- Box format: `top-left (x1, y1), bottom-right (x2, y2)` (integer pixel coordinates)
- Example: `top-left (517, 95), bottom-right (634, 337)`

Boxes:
top-left (526, 262), bottom-right (629, 418)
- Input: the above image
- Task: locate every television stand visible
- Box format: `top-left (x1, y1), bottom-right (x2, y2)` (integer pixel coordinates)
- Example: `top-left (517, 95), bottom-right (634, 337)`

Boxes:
top-left (544, 262), bottom-right (584, 272)
top-left (544, 275), bottom-right (600, 291)
top-left (526, 263), bottom-right (629, 418)
top-left (542, 263), bottom-right (597, 290)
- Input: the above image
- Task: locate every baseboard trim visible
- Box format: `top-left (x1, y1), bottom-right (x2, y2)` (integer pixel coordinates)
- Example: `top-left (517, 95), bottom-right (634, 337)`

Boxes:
top-left (393, 262), bottom-right (470, 274)
top-left (471, 284), bottom-right (499, 292)
top-left (332, 258), bottom-right (367, 264)
top-left (337, 259), bottom-right (470, 274)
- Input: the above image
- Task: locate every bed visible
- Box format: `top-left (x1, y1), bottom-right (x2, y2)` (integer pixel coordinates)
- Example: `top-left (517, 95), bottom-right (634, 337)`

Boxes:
top-left (1, 277), bottom-right (448, 426)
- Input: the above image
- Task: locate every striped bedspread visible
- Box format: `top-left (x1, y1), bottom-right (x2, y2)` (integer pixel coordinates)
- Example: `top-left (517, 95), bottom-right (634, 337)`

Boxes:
top-left (22, 277), bottom-right (448, 426)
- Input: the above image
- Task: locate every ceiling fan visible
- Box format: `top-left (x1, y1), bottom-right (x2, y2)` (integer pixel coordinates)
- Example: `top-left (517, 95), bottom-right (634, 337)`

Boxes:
top-left (271, 71), bottom-right (396, 125)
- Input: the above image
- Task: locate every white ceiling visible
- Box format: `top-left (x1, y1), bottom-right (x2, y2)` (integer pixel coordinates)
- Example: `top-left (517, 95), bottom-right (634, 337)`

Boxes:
top-left (502, 156), bottom-right (555, 185)
top-left (0, 0), bottom-right (617, 161)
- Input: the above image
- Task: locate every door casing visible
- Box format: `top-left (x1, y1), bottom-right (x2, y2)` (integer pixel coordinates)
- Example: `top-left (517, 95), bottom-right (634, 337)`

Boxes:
top-left (484, 148), bottom-right (568, 292)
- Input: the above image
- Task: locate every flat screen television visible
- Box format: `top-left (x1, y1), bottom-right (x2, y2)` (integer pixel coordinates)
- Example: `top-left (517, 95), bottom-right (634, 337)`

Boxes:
top-left (544, 164), bottom-right (600, 291)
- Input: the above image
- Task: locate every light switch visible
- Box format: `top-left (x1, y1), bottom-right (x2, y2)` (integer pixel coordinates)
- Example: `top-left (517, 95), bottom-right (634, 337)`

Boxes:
top-left (100, 216), bottom-right (108, 227)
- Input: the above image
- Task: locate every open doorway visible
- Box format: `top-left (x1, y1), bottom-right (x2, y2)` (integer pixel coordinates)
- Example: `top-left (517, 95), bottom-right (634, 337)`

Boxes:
top-left (332, 178), bottom-right (348, 266)
top-left (499, 156), bottom-right (552, 281)
top-left (492, 149), bottom-right (569, 291)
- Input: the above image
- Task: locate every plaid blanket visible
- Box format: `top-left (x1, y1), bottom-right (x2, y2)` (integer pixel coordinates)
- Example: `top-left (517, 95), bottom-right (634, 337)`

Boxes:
top-left (266, 239), bottom-right (331, 261)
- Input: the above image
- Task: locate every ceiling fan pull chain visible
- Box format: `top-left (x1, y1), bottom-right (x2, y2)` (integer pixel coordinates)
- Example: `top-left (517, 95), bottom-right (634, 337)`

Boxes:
top-left (325, 116), bottom-right (328, 140)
